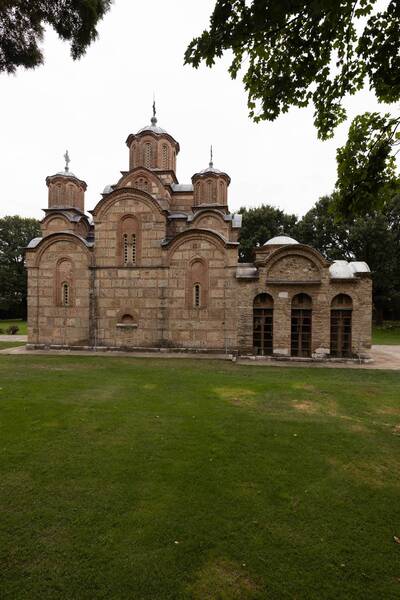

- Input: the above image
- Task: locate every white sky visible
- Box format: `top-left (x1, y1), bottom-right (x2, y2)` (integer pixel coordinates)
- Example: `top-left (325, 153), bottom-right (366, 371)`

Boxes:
top-left (0, 0), bottom-right (397, 220)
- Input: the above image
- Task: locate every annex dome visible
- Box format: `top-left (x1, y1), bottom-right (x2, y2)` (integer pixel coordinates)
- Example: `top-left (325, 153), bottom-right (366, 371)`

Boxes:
top-left (263, 235), bottom-right (299, 246)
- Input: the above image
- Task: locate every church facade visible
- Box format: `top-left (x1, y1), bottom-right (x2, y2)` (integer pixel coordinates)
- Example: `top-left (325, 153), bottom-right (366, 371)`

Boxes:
top-left (26, 114), bottom-right (372, 359)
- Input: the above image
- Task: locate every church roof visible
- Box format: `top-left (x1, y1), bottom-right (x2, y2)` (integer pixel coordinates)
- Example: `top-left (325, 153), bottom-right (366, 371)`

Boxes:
top-left (137, 123), bottom-right (168, 135)
top-left (329, 260), bottom-right (371, 279)
top-left (264, 235), bottom-right (299, 246)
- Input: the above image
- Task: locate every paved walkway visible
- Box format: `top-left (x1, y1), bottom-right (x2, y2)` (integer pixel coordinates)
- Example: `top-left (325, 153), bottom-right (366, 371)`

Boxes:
top-left (0, 334), bottom-right (27, 342)
top-left (1, 342), bottom-right (400, 370)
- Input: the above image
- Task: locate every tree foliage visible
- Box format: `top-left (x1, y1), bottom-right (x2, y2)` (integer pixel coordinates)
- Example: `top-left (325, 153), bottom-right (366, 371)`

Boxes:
top-left (334, 112), bottom-right (400, 216)
top-left (0, 216), bottom-right (41, 318)
top-left (238, 204), bottom-right (298, 261)
top-left (0, 0), bottom-right (112, 73)
top-left (185, 0), bottom-right (399, 140)
top-left (297, 194), bottom-right (400, 319)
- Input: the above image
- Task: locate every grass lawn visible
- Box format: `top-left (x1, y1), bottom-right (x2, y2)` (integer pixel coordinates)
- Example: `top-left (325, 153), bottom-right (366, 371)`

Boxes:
top-left (373, 323), bottom-right (400, 345)
top-left (0, 356), bottom-right (400, 599)
top-left (0, 342), bottom-right (26, 350)
top-left (0, 320), bottom-right (27, 335)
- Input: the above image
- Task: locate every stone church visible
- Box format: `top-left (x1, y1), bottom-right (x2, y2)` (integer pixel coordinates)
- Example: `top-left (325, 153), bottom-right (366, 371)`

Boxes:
top-left (26, 112), bottom-right (372, 359)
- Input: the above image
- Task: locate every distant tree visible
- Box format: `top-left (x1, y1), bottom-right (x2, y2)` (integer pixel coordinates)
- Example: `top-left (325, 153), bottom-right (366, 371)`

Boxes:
top-left (0, 216), bottom-right (41, 319)
top-left (238, 205), bottom-right (298, 261)
top-left (186, 1), bottom-right (399, 215)
top-left (297, 194), bottom-right (400, 321)
top-left (0, 0), bottom-right (112, 74)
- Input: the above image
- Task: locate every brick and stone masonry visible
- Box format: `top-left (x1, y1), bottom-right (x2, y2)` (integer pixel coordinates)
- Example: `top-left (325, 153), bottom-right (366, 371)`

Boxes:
top-left (26, 113), bottom-right (372, 358)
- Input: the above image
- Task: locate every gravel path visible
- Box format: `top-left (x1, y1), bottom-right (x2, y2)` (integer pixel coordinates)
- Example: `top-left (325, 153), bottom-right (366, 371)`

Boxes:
top-left (1, 343), bottom-right (400, 370)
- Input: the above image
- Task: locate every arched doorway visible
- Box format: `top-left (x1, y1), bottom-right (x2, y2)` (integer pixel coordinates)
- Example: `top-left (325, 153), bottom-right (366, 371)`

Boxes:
top-left (291, 293), bottom-right (312, 357)
top-left (330, 294), bottom-right (353, 357)
top-left (253, 293), bottom-right (274, 355)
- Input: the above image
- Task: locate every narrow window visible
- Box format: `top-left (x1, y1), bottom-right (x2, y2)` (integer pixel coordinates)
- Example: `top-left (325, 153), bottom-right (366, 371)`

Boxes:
top-left (193, 283), bottom-right (201, 308)
top-left (162, 144), bottom-right (169, 169)
top-left (144, 142), bottom-right (152, 167)
top-left (131, 234), bottom-right (136, 264)
top-left (62, 282), bottom-right (70, 306)
top-left (123, 233), bottom-right (129, 265)
top-left (207, 180), bottom-right (212, 202)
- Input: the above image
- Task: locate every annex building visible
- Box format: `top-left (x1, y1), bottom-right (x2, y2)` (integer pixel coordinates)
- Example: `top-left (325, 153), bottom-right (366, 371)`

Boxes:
top-left (26, 112), bottom-right (372, 359)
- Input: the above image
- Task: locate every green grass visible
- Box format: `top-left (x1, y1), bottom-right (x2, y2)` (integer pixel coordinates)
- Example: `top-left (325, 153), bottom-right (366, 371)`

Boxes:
top-left (373, 323), bottom-right (400, 345)
top-left (0, 356), bottom-right (400, 600)
top-left (0, 319), bottom-right (27, 335)
top-left (0, 341), bottom-right (25, 350)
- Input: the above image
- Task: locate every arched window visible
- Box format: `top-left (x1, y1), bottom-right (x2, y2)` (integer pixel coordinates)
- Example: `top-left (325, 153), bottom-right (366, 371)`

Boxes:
top-left (162, 144), bottom-right (169, 169)
top-left (55, 258), bottom-right (73, 307)
top-left (195, 182), bottom-right (202, 205)
top-left (62, 282), bottom-right (70, 306)
top-left (291, 293), bottom-right (312, 357)
top-left (212, 181), bottom-right (217, 202)
top-left (219, 181), bottom-right (225, 204)
top-left (56, 184), bottom-right (62, 204)
top-left (67, 184), bottom-right (74, 204)
top-left (206, 180), bottom-right (212, 202)
top-left (144, 142), bottom-right (152, 168)
top-left (187, 259), bottom-right (208, 309)
top-left (253, 293), bottom-right (274, 356)
top-left (119, 216), bottom-right (139, 266)
top-left (331, 294), bottom-right (353, 357)
top-left (193, 283), bottom-right (201, 308)
top-left (130, 144), bottom-right (136, 168)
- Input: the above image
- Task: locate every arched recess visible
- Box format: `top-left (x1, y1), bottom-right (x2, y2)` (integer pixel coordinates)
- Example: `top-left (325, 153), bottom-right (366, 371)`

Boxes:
top-left (187, 258), bottom-right (208, 309)
top-left (118, 215), bottom-right (140, 266)
top-left (330, 294), bottom-right (353, 357)
top-left (291, 293), bottom-right (312, 357)
top-left (33, 232), bottom-right (94, 268)
top-left (92, 187), bottom-right (166, 222)
top-left (253, 293), bottom-right (274, 356)
top-left (55, 258), bottom-right (73, 306)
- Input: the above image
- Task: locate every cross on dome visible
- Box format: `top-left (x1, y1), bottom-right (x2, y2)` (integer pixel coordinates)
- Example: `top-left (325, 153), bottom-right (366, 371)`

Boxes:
top-left (151, 96), bottom-right (157, 126)
top-left (64, 150), bottom-right (70, 172)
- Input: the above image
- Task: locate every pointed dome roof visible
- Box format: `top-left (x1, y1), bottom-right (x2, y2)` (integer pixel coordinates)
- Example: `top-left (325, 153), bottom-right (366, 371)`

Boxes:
top-left (192, 146), bottom-right (230, 182)
top-left (126, 106), bottom-right (179, 150)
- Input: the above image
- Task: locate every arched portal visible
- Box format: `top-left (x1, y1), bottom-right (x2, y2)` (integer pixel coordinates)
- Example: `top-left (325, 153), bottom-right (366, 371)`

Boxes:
top-left (291, 293), bottom-right (312, 357)
top-left (253, 293), bottom-right (274, 355)
top-left (330, 294), bottom-right (353, 357)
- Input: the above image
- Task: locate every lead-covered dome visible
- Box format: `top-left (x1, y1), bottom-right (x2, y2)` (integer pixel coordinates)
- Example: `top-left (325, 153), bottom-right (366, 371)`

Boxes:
top-left (264, 235), bottom-right (299, 246)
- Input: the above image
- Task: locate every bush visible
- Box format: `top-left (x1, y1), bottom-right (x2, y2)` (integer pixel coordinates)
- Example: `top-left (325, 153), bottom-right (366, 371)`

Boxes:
top-left (0, 328), bottom-right (3, 334)
top-left (6, 325), bottom-right (19, 335)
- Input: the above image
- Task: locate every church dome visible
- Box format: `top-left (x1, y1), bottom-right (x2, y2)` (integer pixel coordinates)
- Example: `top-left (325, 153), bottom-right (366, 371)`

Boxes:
top-left (137, 123), bottom-right (168, 135)
top-left (264, 235), bottom-right (299, 246)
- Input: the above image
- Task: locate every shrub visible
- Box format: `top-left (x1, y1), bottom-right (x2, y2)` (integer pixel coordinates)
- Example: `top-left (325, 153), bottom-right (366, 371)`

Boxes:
top-left (0, 328), bottom-right (4, 334)
top-left (6, 326), bottom-right (19, 335)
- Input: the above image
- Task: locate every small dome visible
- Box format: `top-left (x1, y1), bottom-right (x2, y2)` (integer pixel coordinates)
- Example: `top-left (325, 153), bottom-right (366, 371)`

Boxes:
top-left (197, 165), bottom-right (224, 175)
top-left (55, 169), bottom-right (78, 178)
top-left (137, 124), bottom-right (168, 135)
top-left (329, 260), bottom-right (354, 279)
top-left (349, 261), bottom-right (370, 274)
top-left (264, 235), bottom-right (299, 246)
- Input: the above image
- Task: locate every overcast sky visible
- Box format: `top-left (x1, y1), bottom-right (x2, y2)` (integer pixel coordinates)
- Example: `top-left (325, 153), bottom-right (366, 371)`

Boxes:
top-left (0, 0), bottom-right (397, 220)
